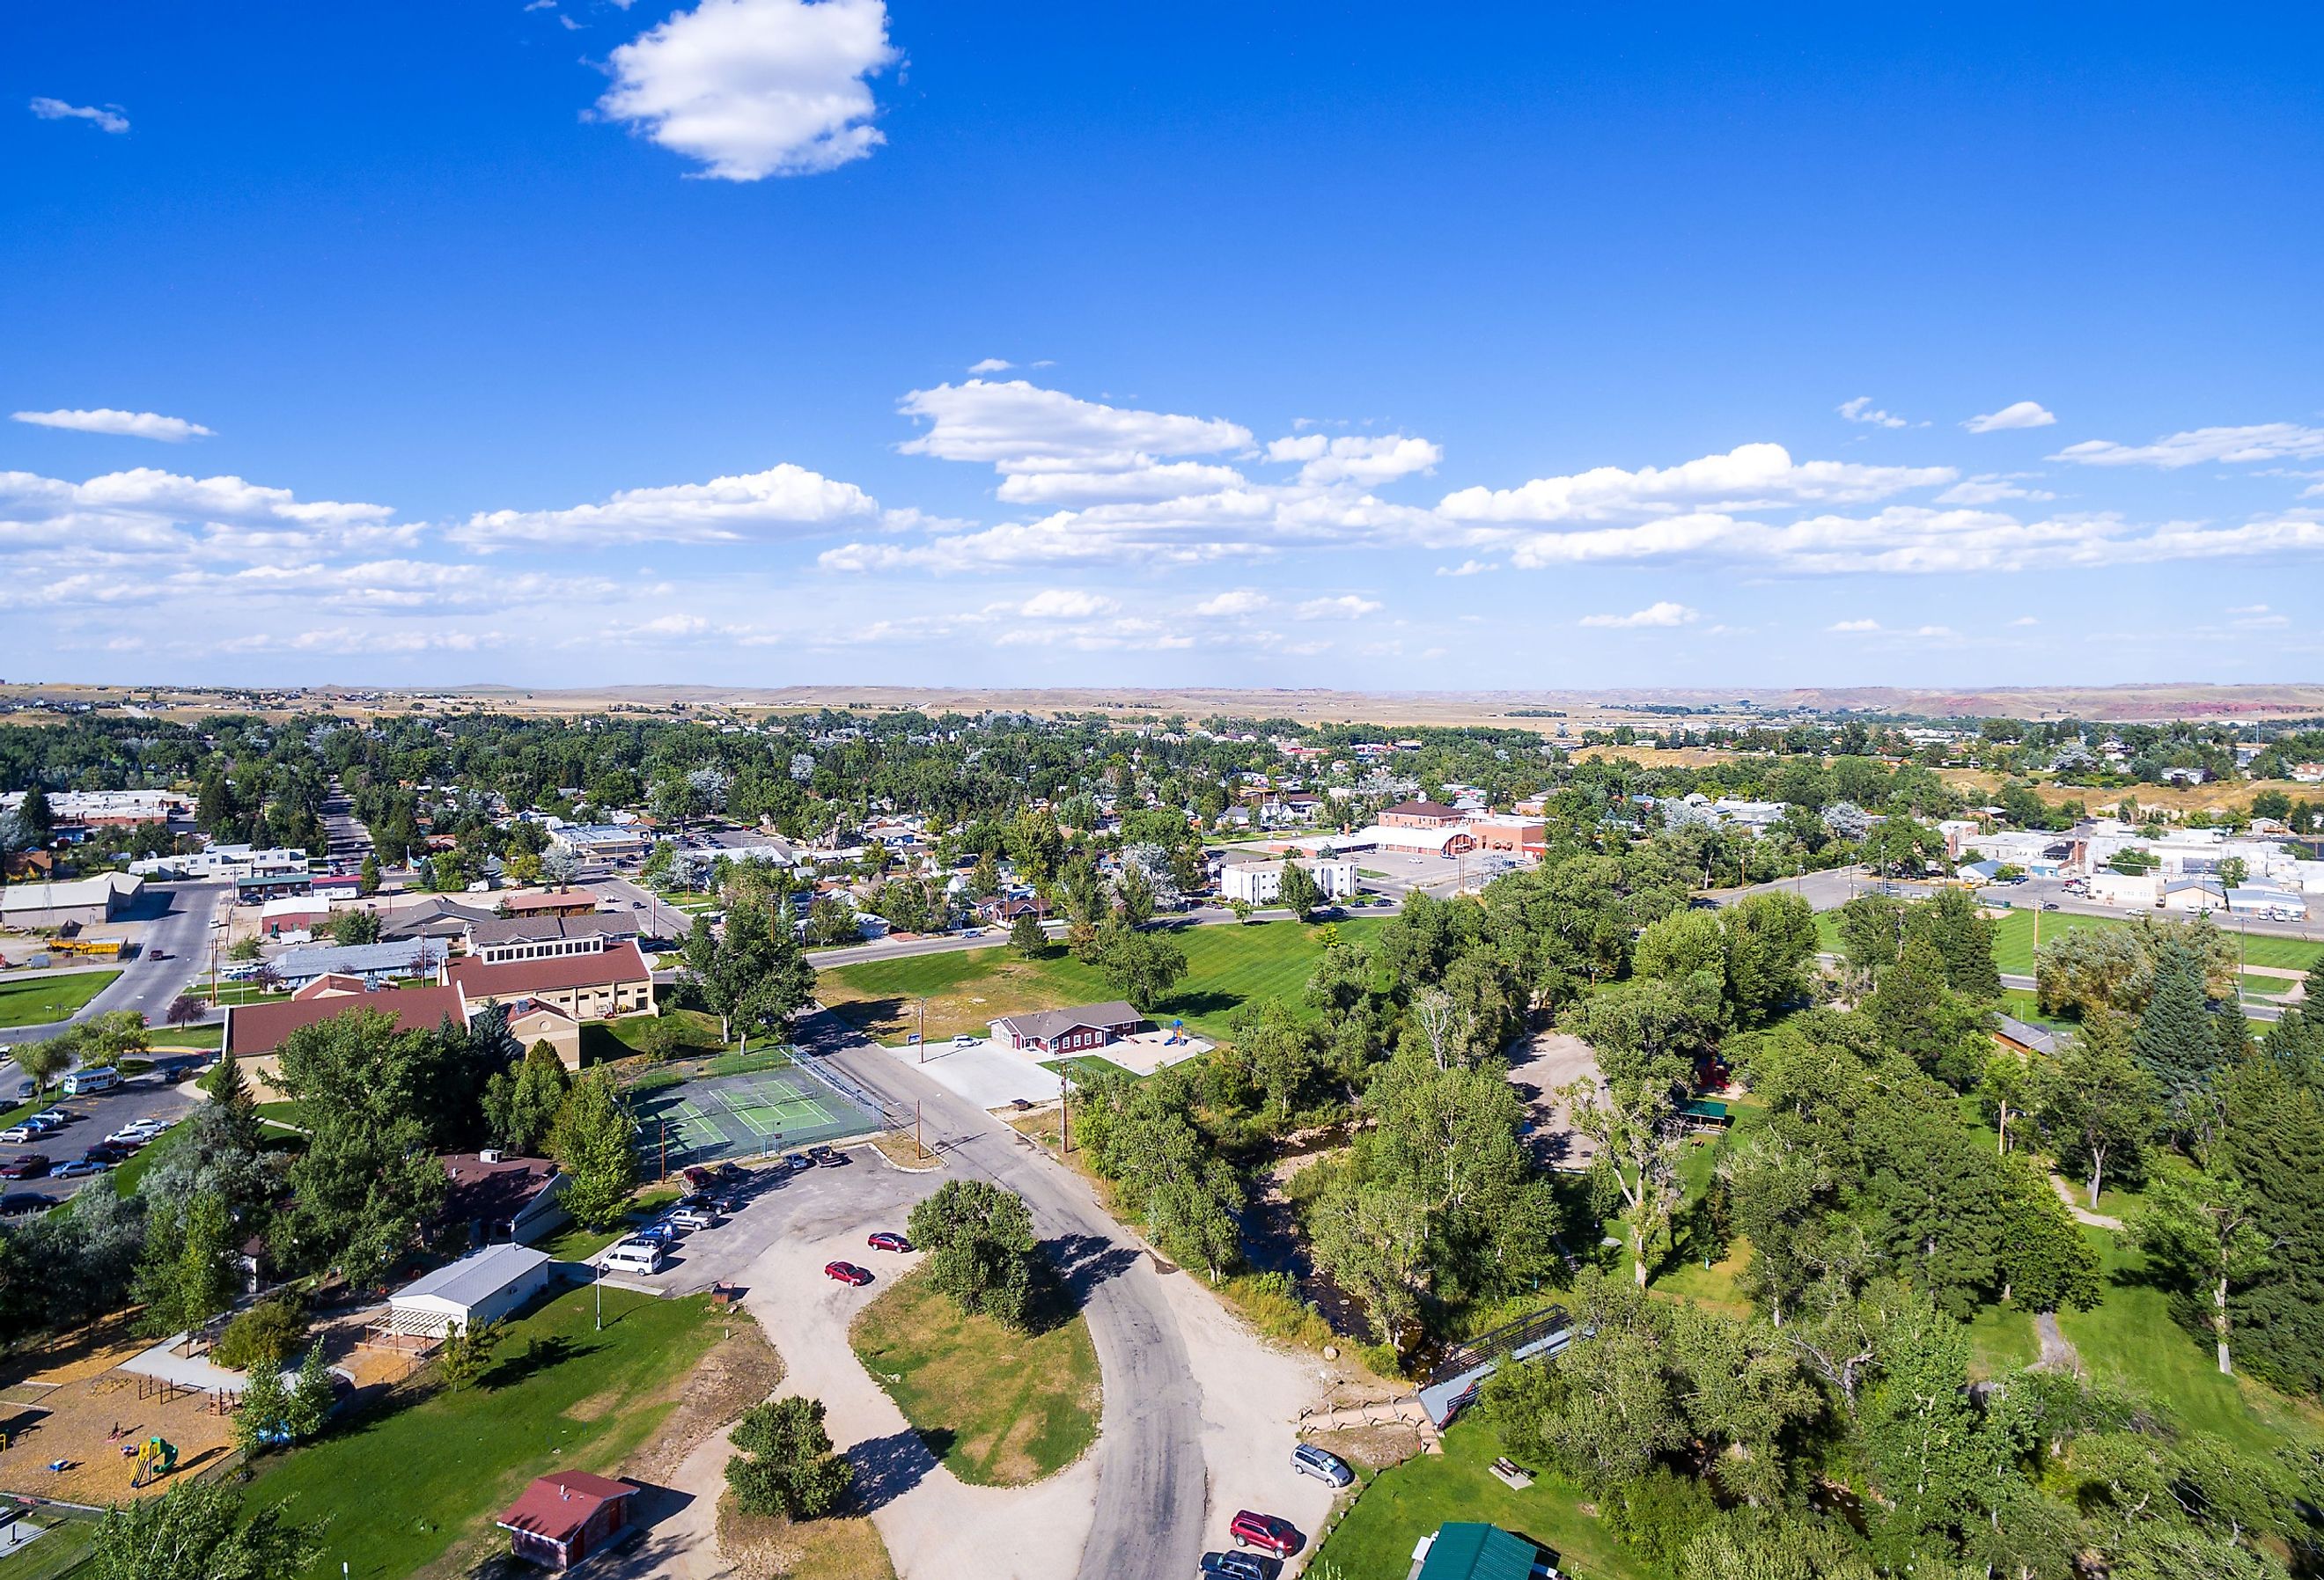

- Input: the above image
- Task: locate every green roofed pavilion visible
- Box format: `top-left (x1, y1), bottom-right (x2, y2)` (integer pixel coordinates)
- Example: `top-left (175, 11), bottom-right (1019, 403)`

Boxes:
top-left (1412, 1522), bottom-right (1545, 1580)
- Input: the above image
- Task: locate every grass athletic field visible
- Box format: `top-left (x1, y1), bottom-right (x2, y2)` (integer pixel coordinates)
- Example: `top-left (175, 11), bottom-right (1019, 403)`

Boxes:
top-left (818, 915), bottom-right (1385, 1043)
top-left (0, 968), bottom-right (120, 1028)
top-left (1817, 904), bottom-right (2321, 974)
top-left (626, 1062), bottom-right (882, 1171)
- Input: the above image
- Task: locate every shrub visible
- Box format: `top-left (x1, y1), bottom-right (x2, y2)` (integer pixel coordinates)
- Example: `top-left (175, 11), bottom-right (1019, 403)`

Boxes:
top-left (214, 1297), bottom-right (309, 1372)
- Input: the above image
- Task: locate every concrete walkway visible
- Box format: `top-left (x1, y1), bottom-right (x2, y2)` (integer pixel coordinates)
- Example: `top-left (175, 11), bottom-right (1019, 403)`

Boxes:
top-left (2049, 1173), bottom-right (2123, 1230)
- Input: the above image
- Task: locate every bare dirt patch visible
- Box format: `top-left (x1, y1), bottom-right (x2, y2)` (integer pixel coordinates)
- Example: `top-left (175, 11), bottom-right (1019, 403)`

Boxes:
top-left (868, 1130), bottom-right (944, 1172)
top-left (629, 1311), bottom-right (787, 1482)
top-left (1507, 1026), bottom-right (1602, 1172)
top-left (717, 1493), bottom-right (895, 1580)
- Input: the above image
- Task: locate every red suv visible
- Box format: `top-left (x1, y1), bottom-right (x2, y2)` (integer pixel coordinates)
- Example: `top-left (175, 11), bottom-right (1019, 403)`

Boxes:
top-left (1230, 1511), bottom-right (1298, 1558)
top-left (0, 1155), bottom-right (51, 1180)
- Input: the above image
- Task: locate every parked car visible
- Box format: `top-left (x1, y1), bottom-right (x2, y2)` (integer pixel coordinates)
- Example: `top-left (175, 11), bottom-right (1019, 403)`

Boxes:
top-left (670, 1206), bottom-right (717, 1231)
top-left (951, 1033), bottom-right (977, 1048)
top-left (1291, 1443), bottom-right (1354, 1487)
top-left (814, 1148), bottom-right (849, 1168)
top-left (85, 1143), bottom-right (132, 1164)
top-left (53, 1158), bottom-right (109, 1179)
top-left (636, 1223), bottom-right (680, 1246)
top-left (867, 1231), bottom-right (912, 1253)
top-left (29, 1110), bottom-right (70, 1128)
top-left (824, 1261), bottom-right (873, 1286)
top-left (0, 1126), bottom-right (40, 1144)
top-left (1228, 1512), bottom-right (1299, 1559)
top-left (0, 1192), bottom-right (48, 1216)
top-left (1201, 1552), bottom-right (1275, 1580)
top-left (601, 1239), bottom-right (664, 1275)
top-left (0, 1155), bottom-right (53, 1179)
top-left (781, 1151), bottom-right (813, 1173)
top-left (104, 1128), bottom-right (152, 1149)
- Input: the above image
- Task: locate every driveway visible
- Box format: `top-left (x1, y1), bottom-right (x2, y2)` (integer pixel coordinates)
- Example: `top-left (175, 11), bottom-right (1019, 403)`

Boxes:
top-left (788, 1013), bottom-right (1342, 1580)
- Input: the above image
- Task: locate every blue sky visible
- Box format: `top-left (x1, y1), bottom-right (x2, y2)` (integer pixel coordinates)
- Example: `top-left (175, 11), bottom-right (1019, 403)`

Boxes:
top-left (5, 3), bottom-right (2321, 690)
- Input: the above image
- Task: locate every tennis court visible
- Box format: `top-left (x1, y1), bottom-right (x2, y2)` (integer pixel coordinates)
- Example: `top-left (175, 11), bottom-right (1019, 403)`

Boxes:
top-left (627, 1061), bottom-right (885, 1172)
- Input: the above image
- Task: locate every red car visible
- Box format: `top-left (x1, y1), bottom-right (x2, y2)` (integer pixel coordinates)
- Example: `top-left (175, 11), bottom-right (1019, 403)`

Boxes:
top-left (866, 1231), bottom-right (912, 1253)
top-left (0, 1155), bottom-right (51, 1180)
top-left (1230, 1511), bottom-right (1299, 1559)
top-left (824, 1261), bottom-right (873, 1286)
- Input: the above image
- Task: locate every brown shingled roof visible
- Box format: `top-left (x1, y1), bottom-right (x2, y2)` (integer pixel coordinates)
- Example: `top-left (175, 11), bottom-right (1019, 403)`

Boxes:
top-left (447, 939), bottom-right (651, 998)
top-left (224, 984), bottom-right (468, 1058)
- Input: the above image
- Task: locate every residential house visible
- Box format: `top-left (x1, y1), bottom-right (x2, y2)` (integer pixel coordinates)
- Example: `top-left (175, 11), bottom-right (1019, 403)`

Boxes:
top-left (498, 889), bottom-right (603, 920)
top-left (381, 895), bottom-right (500, 941)
top-left (440, 1152), bottom-right (568, 1245)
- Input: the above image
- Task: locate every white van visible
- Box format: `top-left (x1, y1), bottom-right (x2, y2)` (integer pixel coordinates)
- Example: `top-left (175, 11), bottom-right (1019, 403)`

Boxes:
top-left (601, 1239), bottom-right (663, 1275)
top-left (61, 1067), bottom-right (121, 1097)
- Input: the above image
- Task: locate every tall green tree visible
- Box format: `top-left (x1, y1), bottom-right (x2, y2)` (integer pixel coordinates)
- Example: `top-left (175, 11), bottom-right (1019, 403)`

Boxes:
top-left (682, 897), bottom-right (813, 1047)
top-left (87, 1480), bottom-right (320, 1580)
top-left (550, 1070), bottom-right (637, 1230)
top-left (2135, 940), bottom-right (2225, 1122)
top-left (1276, 858), bottom-right (1323, 921)
top-left (725, 1396), bottom-right (855, 1519)
top-left (2131, 1167), bottom-right (2275, 1376)
top-left (2032, 1012), bottom-right (2156, 1208)
top-left (907, 1179), bottom-right (1041, 1329)
top-left (482, 1041), bottom-right (572, 1156)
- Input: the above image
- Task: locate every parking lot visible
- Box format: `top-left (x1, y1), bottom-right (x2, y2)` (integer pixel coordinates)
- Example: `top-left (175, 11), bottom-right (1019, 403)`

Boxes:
top-left (626, 1062), bottom-right (885, 1173)
top-left (0, 1058), bottom-right (210, 1210)
top-left (587, 1138), bottom-right (937, 1297)
top-left (1353, 847), bottom-right (1529, 896)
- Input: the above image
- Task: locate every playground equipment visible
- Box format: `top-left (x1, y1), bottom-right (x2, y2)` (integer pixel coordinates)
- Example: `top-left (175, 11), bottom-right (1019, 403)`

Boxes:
top-left (129, 1436), bottom-right (177, 1488)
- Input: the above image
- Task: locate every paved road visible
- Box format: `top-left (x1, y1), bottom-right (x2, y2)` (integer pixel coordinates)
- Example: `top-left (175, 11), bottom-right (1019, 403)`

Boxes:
top-left (791, 1011), bottom-right (1208, 1580)
top-left (588, 875), bottom-right (700, 944)
top-left (2, 880), bottom-right (229, 1047)
top-left (320, 778), bottom-right (374, 871)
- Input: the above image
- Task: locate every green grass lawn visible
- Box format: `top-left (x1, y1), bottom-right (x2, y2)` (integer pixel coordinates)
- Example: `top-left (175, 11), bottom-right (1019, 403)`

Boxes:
top-left (149, 1022), bottom-right (224, 1049)
top-left (577, 1007), bottom-right (727, 1065)
top-left (820, 916), bottom-right (1384, 1043)
top-left (1820, 906), bottom-right (2321, 978)
top-left (1040, 1055), bottom-right (1138, 1084)
top-left (1314, 1415), bottom-right (1666, 1580)
top-left (849, 1268), bottom-right (1100, 1487)
top-left (0, 968), bottom-right (120, 1027)
top-left (1987, 908), bottom-right (2321, 975)
top-left (244, 1282), bottom-right (722, 1580)
top-left (2056, 1226), bottom-right (2323, 1458)
top-left (0, 1505), bottom-right (98, 1580)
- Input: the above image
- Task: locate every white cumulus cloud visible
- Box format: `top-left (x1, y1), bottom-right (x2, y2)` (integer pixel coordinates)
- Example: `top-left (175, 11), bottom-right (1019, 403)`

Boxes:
top-left (1265, 433), bottom-right (1442, 486)
top-left (1017, 588), bottom-right (1119, 619)
top-left (1963, 401), bottom-right (2057, 433)
top-left (1295, 594), bottom-right (1383, 620)
top-left (597, 0), bottom-right (897, 181)
top-left (29, 97), bottom-right (128, 134)
top-left (1194, 589), bottom-right (1271, 616)
top-left (1828, 619), bottom-right (1881, 632)
top-left (12, 408), bottom-right (213, 443)
top-left (1438, 443), bottom-right (1953, 523)
top-left (1838, 397), bottom-right (1908, 429)
top-left (1936, 474), bottom-right (2055, 506)
top-left (966, 357), bottom-right (1013, 374)
top-left (900, 379), bottom-right (1250, 474)
top-left (450, 462), bottom-right (876, 547)
top-left (1579, 601), bottom-right (1699, 629)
